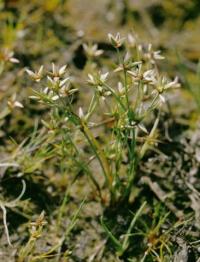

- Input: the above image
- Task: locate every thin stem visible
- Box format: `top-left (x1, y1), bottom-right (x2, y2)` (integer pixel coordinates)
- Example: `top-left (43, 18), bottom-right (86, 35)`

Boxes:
top-left (0, 203), bottom-right (12, 246)
top-left (81, 121), bottom-right (113, 192)
top-left (103, 83), bottom-right (126, 111)
top-left (124, 128), bottom-right (137, 198)
top-left (85, 94), bottom-right (98, 121)
top-left (116, 47), bottom-right (122, 65)
top-left (116, 47), bottom-right (130, 110)
top-left (63, 131), bottom-right (102, 201)
top-left (121, 201), bottom-right (147, 254)
top-left (123, 68), bottom-right (130, 110)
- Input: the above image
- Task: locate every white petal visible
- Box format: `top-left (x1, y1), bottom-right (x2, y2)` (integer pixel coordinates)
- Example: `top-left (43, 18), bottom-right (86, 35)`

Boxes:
top-left (47, 76), bottom-right (54, 84)
top-left (52, 63), bottom-right (56, 74)
top-left (14, 101), bottom-right (23, 108)
top-left (118, 82), bottom-right (124, 94)
top-left (68, 88), bottom-right (78, 94)
top-left (127, 70), bottom-right (136, 77)
top-left (100, 72), bottom-right (109, 82)
top-left (38, 65), bottom-right (44, 75)
top-left (138, 124), bottom-right (148, 134)
top-left (52, 95), bottom-right (59, 101)
top-left (159, 94), bottom-right (166, 103)
top-left (25, 69), bottom-right (35, 77)
top-left (116, 32), bottom-right (121, 41)
top-left (124, 52), bottom-right (131, 63)
top-left (165, 76), bottom-right (180, 89)
top-left (29, 95), bottom-right (39, 100)
top-left (154, 51), bottom-right (165, 60)
top-left (59, 65), bottom-right (67, 75)
top-left (108, 33), bottom-right (114, 41)
top-left (82, 43), bottom-right (88, 51)
top-left (88, 74), bottom-right (94, 83)
top-left (60, 77), bottom-right (70, 87)
top-left (78, 107), bottom-right (84, 118)
top-left (95, 49), bottom-right (104, 56)
top-left (92, 44), bottom-right (98, 51)
top-left (43, 87), bottom-right (49, 94)
top-left (105, 91), bottom-right (111, 96)
top-left (10, 57), bottom-right (19, 63)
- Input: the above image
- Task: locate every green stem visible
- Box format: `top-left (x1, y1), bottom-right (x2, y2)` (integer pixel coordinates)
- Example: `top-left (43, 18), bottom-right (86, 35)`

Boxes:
top-left (81, 121), bottom-right (113, 192)
top-left (85, 94), bottom-right (98, 121)
top-left (116, 47), bottom-right (130, 110)
top-left (124, 128), bottom-right (137, 199)
top-left (123, 68), bottom-right (130, 110)
top-left (103, 83), bottom-right (126, 111)
top-left (120, 201), bottom-right (147, 255)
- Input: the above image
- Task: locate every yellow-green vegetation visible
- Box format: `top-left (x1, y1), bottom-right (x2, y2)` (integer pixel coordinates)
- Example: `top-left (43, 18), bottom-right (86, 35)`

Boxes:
top-left (0, 1), bottom-right (200, 261)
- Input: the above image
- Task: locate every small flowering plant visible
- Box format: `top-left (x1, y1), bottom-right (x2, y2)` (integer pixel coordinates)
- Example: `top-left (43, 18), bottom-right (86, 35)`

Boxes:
top-left (26, 33), bottom-right (180, 203)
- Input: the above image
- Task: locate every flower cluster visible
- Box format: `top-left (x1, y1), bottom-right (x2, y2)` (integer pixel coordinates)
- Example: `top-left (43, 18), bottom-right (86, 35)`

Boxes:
top-left (151, 76), bottom-right (180, 103)
top-left (27, 63), bottom-right (77, 102)
top-left (108, 33), bottom-right (125, 48)
top-left (87, 71), bottom-right (111, 99)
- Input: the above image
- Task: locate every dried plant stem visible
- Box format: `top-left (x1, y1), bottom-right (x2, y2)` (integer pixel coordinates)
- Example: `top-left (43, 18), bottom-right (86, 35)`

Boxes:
top-left (0, 203), bottom-right (12, 246)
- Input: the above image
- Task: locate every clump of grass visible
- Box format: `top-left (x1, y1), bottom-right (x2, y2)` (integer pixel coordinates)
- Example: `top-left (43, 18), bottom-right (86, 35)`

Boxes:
top-left (17, 198), bottom-right (85, 262)
top-left (26, 33), bottom-right (180, 204)
top-left (101, 201), bottom-right (147, 257)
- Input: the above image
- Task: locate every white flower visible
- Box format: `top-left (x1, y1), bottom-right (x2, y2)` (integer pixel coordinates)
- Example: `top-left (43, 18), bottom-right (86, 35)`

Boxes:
top-left (26, 65), bottom-right (43, 82)
top-left (47, 75), bottom-right (71, 92)
top-left (87, 72), bottom-right (111, 99)
top-left (87, 72), bottom-right (109, 86)
top-left (108, 32), bottom-right (125, 48)
top-left (143, 69), bottom-right (157, 83)
top-left (145, 44), bottom-right (165, 64)
top-left (0, 48), bottom-right (19, 63)
top-left (151, 76), bottom-right (180, 103)
top-left (83, 43), bottom-right (103, 57)
top-left (49, 63), bottom-right (67, 80)
top-left (100, 72), bottom-right (109, 82)
top-left (114, 52), bottom-right (142, 73)
top-left (164, 76), bottom-right (180, 89)
top-left (128, 65), bottom-right (156, 85)
top-left (7, 94), bottom-right (23, 109)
